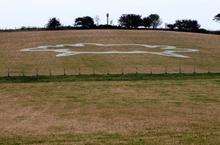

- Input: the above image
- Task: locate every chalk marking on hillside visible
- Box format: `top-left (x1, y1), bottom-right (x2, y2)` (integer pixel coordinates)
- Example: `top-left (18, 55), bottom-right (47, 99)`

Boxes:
top-left (21, 43), bottom-right (199, 58)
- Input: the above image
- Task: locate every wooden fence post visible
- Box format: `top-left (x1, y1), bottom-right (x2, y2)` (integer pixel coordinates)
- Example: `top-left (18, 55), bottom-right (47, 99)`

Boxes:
top-left (121, 68), bottom-right (124, 75)
top-left (78, 67), bottom-right (81, 75)
top-left (63, 68), bottom-right (66, 76)
top-left (21, 69), bottom-right (25, 77)
top-left (74, 69), bottom-right (77, 76)
top-left (208, 66), bottom-right (211, 74)
top-left (93, 68), bottom-right (96, 75)
top-left (7, 68), bottom-right (10, 77)
top-left (165, 66), bottom-right (168, 74)
top-left (193, 65), bottom-right (196, 74)
top-left (35, 68), bottom-right (39, 77)
top-left (179, 65), bottom-right (182, 74)
top-left (49, 69), bottom-right (52, 77)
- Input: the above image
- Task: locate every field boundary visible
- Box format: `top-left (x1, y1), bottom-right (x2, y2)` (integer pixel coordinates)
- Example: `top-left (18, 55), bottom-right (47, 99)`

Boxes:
top-left (1, 28), bottom-right (220, 36)
top-left (0, 72), bottom-right (220, 83)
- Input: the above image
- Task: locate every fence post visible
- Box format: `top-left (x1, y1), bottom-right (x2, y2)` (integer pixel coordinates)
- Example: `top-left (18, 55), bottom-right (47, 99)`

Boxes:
top-left (121, 68), bottom-right (124, 75)
top-left (93, 68), bottom-right (96, 75)
top-left (35, 68), bottom-right (39, 77)
top-left (179, 65), bottom-right (182, 74)
top-left (21, 69), bottom-right (25, 77)
top-left (136, 67), bottom-right (138, 74)
top-left (7, 68), bottom-right (10, 77)
top-left (193, 65), bottom-right (196, 74)
top-left (63, 68), bottom-right (66, 76)
top-left (208, 66), bottom-right (211, 74)
top-left (78, 67), bottom-right (81, 75)
top-left (49, 69), bottom-right (52, 77)
top-left (165, 66), bottom-right (168, 74)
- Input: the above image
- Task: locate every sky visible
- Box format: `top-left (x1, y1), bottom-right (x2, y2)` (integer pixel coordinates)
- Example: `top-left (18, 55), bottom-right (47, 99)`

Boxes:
top-left (0, 0), bottom-right (219, 30)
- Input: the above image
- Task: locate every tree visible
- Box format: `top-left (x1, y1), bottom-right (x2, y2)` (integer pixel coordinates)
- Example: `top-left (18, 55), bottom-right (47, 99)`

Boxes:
top-left (119, 14), bottom-right (142, 28)
top-left (148, 14), bottom-right (162, 29)
top-left (143, 17), bottom-right (152, 28)
top-left (46, 17), bottom-right (61, 30)
top-left (214, 14), bottom-right (220, 22)
top-left (175, 19), bottom-right (200, 32)
top-left (166, 24), bottom-right (176, 30)
top-left (75, 16), bottom-right (95, 28)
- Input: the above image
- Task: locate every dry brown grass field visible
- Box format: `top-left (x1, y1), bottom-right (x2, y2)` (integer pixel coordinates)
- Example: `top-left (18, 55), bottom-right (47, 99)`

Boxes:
top-left (0, 30), bottom-right (220, 76)
top-left (0, 30), bottom-right (220, 145)
top-left (0, 78), bottom-right (220, 144)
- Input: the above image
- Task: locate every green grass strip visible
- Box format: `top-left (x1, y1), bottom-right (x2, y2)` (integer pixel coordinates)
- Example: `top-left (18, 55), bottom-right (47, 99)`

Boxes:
top-left (0, 72), bottom-right (220, 83)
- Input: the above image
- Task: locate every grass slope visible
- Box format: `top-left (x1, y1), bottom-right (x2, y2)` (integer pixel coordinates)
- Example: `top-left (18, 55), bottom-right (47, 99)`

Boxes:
top-left (0, 30), bottom-right (220, 76)
top-left (0, 78), bottom-right (220, 144)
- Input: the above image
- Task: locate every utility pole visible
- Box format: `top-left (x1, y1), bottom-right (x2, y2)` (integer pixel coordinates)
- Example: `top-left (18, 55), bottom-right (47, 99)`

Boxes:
top-left (106, 13), bottom-right (109, 25)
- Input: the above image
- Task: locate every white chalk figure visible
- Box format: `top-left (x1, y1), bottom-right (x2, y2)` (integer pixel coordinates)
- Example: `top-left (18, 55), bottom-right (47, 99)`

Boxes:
top-left (21, 43), bottom-right (199, 58)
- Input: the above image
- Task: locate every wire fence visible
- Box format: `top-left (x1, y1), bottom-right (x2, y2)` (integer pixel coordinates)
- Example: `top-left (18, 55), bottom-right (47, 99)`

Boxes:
top-left (2, 65), bottom-right (219, 77)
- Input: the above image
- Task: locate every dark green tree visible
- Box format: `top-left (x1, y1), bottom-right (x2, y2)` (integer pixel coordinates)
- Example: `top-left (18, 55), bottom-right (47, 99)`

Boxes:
top-left (143, 17), bottom-right (152, 28)
top-left (166, 24), bottom-right (176, 30)
top-left (46, 17), bottom-right (61, 30)
top-left (75, 16), bottom-right (95, 28)
top-left (148, 14), bottom-right (162, 29)
top-left (175, 19), bottom-right (200, 32)
top-left (119, 14), bottom-right (142, 28)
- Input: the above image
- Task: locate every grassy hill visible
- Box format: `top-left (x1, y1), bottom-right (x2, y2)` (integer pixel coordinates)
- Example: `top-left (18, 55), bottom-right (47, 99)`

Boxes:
top-left (0, 30), bottom-right (219, 145)
top-left (0, 30), bottom-right (220, 76)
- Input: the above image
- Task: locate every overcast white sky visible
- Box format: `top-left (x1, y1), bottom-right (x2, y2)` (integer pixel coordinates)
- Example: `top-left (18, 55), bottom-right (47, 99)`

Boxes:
top-left (0, 0), bottom-right (219, 30)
